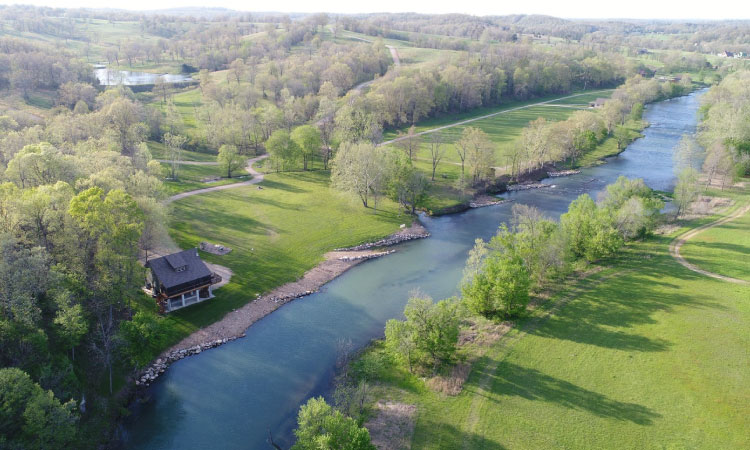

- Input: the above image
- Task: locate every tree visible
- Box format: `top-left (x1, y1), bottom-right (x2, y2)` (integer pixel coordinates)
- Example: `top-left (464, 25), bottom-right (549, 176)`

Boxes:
top-left (330, 142), bottom-right (389, 209)
top-left (385, 319), bottom-right (417, 373)
top-left (462, 238), bottom-right (531, 319)
top-left (395, 125), bottom-right (420, 161)
top-left (229, 58), bottom-right (245, 85)
top-left (613, 125), bottom-right (631, 150)
top-left (673, 134), bottom-right (704, 172)
top-left (53, 296), bottom-right (87, 361)
top-left (428, 131), bottom-right (445, 181)
top-left (119, 311), bottom-right (166, 369)
top-left (217, 144), bottom-right (245, 178)
top-left (291, 397), bottom-right (375, 450)
top-left (163, 132), bottom-right (187, 180)
top-left (560, 194), bottom-right (622, 262)
top-left (152, 76), bottom-right (170, 104)
top-left (265, 129), bottom-right (301, 172)
top-left (385, 295), bottom-right (460, 372)
top-left (291, 125), bottom-right (322, 171)
top-left (0, 368), bottom-right (77, 450)
top-left (456, 127), bottom-right (495, 183)
top-left (674, 168), bottom-right (700, 217)
top-left (388, 153), bottom-right (427, 214)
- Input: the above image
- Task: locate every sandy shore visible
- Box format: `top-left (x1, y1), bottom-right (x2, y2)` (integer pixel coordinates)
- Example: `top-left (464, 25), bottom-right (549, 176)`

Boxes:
top-left (161, 222), bottom-right (429, 355)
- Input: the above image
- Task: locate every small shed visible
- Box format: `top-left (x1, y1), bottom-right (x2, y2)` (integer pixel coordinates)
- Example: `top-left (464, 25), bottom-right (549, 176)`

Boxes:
top-left (589, 98), bottom-right (608, 108)
top-left (146, 249), bottom-right (216, 313)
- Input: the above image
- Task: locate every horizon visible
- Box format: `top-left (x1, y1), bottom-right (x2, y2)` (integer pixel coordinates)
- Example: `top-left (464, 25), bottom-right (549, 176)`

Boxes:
top-left (2, 0), bottom-right (749, 21)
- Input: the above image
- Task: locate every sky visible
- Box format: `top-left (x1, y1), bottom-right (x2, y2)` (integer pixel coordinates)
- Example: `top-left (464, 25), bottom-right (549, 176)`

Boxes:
top-left (2, 0), bottom-right (750, 20)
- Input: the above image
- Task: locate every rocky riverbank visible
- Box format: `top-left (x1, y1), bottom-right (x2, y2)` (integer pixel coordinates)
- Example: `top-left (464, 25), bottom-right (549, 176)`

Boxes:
top-left (547, 169), bottom-right (581, 177)
top-left (136, 224), bottom-right (429, 388)
top-left (336, 222), bottom-right (430, 251)
top-left (507, 182), bottom-right (555, 191)
top-left (469, 195), bottom-right (511, 208)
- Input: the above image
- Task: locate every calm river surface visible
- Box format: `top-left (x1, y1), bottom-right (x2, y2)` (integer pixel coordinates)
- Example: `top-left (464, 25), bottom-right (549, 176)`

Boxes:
top-left (94, 68), bottom-right (192, 86)
top-left (124, 90), bottom-right (705, 449)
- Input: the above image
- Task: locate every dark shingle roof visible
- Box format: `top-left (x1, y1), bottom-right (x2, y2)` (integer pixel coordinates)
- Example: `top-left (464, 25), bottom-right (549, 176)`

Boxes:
top-left (146, 249), bottom-right (212, 296)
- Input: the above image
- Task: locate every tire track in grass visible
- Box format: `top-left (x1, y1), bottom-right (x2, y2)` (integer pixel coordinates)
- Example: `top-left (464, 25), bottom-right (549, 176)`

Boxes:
top-left (669, 205), bottom-right (750, 285)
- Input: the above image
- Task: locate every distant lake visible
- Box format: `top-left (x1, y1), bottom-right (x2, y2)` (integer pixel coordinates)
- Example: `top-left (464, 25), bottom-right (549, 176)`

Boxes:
top-left (94, 68), bottom-right (193, 86)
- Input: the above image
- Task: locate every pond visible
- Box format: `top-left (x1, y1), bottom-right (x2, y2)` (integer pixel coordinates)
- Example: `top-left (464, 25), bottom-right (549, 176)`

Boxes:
top-left (94, 68), bottom-right (193, 86)
top-left (123, 89), bottom-right (706, 449)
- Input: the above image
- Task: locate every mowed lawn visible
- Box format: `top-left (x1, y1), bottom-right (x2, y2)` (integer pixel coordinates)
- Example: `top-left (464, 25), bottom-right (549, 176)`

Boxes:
top-left (679, 207), bottom-right (750, 282)
top-left (367, 190), bottom-right (750, 449)
top-left (164, 170), bottom-right (411, 333)
top-left (159, 162), bottom-right (250, 196)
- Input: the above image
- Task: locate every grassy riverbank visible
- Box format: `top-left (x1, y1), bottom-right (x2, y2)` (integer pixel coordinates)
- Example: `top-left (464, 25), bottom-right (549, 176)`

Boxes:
top-left (349, 185), bottom-right (750, 449)
top-left (161, 170), bottom-right (411, 338)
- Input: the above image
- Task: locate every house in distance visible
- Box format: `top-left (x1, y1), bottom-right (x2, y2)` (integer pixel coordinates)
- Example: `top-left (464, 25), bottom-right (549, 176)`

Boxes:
top-left (145, 249), bottom-right (219, 313)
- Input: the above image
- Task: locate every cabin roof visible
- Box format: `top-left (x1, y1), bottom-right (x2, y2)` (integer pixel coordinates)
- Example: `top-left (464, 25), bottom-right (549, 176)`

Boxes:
top-left (146, 249), bottom-right (212, 294)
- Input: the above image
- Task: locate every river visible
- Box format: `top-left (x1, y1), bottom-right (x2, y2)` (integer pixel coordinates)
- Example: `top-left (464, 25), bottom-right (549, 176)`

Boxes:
top-left (124, 90), bottom-right (705, 449)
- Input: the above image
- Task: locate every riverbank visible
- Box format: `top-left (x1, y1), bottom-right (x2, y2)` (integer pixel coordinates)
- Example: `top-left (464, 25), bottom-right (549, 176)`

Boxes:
top-left (135, 222), bottom-right (430, 387)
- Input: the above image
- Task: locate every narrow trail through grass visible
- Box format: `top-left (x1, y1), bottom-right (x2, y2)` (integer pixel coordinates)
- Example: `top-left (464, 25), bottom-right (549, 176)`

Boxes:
top-left (670, 204), bottom-right (750, 285)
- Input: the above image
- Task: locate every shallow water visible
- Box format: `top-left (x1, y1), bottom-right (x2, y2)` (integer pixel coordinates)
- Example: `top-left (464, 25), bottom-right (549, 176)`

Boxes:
top-left (94, 68), bottom-right (192, 86)
top-left (124, 90), bottom-right (705, 449)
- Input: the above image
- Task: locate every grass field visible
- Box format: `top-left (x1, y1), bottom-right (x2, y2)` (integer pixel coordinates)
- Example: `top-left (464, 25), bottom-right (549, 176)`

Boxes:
top-left (680, 202), bottom-right (750, 282)
top-left (381, 89), bottom-right (617, 212)
top-left (147, 141), bottom-right (216, 162)
top-left (356, 186), bottom-right (750, 449)
top-left (160, 171), bottom-right (411, 338)
top-left (159, 162), bottom-right (250, 196)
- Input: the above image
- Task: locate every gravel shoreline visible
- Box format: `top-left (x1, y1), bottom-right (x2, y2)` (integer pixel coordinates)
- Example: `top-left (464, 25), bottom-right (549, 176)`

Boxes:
top-left (137, 223), bottom-right (429, 387)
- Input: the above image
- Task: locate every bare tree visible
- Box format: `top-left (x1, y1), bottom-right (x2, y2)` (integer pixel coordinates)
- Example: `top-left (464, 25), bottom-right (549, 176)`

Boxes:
top-left (428, 131), bottom-right (445, 181)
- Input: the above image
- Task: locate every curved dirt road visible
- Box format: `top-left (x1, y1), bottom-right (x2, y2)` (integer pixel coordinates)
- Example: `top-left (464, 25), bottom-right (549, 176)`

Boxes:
top-left (669, 205), bottom-right (750, 285)
top-left (166, 154), bottom-right (268, 204)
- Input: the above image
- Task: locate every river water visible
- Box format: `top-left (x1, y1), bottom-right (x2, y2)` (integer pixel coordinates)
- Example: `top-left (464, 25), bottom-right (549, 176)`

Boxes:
top-left (94, 68), bottom-right (193, 86)
top-left (124, 90), bottom-right (704, 449)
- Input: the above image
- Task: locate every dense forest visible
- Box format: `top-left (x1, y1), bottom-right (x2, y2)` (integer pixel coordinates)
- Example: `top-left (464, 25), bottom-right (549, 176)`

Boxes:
top-left (1, 4), bottom-right (749, 448)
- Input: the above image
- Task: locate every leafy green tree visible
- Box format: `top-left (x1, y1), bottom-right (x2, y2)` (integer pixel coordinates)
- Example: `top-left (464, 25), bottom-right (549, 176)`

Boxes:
top-left (265, 129), bottom-right (301, 172)
top-left (291, 397), bottom-right (375, 450)
top-left (53, 295), bottom-right (87, 361)
top-left (560, 194), bottom-right (622, 262)
top-left (331, 142), bottom-right (389, 209)
top-left (388, 153), bottom-right (427, 214)
top-left (385, 318), bottom-right (417, 373)
top-left (0, 368), bottom-right (77, 450)
top-left (119, 311), bottom-right (167, 369)
top-left (385, 295), bottom-right (460, 371)
top-left (217, 144), bottom-right (245, 178)
top-left (291, 125), bottom-right (322, 171)
top-left (462, 246), bottom-right (530, 319)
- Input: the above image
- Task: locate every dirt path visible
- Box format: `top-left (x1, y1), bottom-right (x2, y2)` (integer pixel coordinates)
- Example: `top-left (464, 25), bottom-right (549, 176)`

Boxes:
top-left (165, 154), bottom-right (268, 204)
top-left (669, 205), bottom-right (750, 285)
top-left (379, 90), bottom-right (612, 147)
top-left (155, 159), bottom-right (218, 166)
top-left (386, 45), bottom-right (400, 66)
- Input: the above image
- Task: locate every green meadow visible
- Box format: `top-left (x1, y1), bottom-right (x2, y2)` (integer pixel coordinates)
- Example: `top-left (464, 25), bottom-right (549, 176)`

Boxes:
top-left (355, 186), bottom-right (750, 449)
